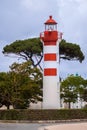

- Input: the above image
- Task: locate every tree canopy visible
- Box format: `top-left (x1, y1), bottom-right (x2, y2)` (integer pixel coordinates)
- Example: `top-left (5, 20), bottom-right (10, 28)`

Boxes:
top-left (60, 75), bottom-right (85, 109)
top-left (0, 72), bottom-right (13, 109)
top-left (3, 38), bottom-right (84, 70)
top-left (60, 39), bottom-right (84, 62)
top-left (81, 79), bottom-right (87, 102)
top-left (0, 61), bottom-right (42, 109)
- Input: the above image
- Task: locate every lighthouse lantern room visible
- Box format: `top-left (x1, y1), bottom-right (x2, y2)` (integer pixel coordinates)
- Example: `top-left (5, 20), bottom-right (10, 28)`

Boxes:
top-left (44, 15), bottom-right (57, 31)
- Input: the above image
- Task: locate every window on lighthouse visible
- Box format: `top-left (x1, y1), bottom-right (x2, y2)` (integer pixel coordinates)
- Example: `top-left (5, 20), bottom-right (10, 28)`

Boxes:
top-left (48, 25), bottom-right (54, 30)
top-left (45, 24), bottom-right (57, 31)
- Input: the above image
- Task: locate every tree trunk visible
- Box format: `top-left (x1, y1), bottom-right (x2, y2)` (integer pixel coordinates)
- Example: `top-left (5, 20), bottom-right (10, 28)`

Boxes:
top-left (7, 105), bottom-right (10, 109)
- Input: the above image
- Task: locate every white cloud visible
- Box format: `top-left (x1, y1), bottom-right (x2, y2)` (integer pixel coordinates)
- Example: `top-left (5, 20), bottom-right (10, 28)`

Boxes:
top-left (77, 0), bottom-right (87, 15)
top-left (21, 0), bottom-right (47, 11)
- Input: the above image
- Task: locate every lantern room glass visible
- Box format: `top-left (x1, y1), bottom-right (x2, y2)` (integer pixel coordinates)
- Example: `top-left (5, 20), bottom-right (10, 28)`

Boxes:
top-left (45, 24), bottom-right (57, 31)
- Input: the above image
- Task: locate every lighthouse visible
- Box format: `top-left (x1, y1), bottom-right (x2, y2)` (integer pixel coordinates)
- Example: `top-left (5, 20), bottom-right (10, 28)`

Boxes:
top-left (40, 16), bottom-right (62, 109)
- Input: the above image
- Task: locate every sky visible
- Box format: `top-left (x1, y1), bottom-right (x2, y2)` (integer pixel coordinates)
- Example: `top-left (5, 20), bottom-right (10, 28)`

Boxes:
top-left (0, 0), bottom-right (87, 79)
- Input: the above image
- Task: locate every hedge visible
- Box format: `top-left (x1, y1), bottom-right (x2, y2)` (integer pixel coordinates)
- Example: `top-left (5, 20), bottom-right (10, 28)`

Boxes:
top-left (0, 109), bottom-right (87, 120)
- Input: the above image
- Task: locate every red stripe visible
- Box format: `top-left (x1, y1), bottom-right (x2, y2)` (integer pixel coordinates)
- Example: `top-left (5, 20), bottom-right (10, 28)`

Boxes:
top-left (44, 42), bottom-right (56, 46)
top-left (44, 53), bottom-right (56, 61)
top-left (44, 68), bottom-right (57, 76)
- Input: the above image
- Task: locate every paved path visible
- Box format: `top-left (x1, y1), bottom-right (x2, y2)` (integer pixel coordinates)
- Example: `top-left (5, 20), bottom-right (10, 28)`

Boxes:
top-left (0, 123), bottom-right (57, 130)
top-left (38, 122), bottom-right (87, 130)
top-left (0, 123), bottom-right (41, 130)
top-left (0, 121), bottom-right (87, 130)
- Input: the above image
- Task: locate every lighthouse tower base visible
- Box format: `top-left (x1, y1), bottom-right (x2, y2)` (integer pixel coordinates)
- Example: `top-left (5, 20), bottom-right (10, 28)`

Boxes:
top-left (43, 76), bottom-right (60, 109)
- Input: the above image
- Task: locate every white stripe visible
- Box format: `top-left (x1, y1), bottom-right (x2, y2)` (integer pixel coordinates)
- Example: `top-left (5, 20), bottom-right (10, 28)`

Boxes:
top-left (44, 46), bottom-right (58, 53)
top-left (43, 61), bottom-right (58, 69)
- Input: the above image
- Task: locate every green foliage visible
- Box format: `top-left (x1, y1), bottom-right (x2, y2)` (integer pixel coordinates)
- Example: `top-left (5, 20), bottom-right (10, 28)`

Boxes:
top-left (0, 61), bottom-right (42, 109)
top-left (3, 38), bottom-right (42, 55)
top-left (60, 75), bottom-right (85, 109)
top-left (81, 89), bottom-right (87, 102)
top-left (80, 79), bottom-right (87, 102)
top-left (60, 39), bottom-right (84, 62)
top-left (0, 72), bottom-right (12, 109)
top-left (3, 38), bottom-right (43, 68)
top-left (10, 61), bottom-right (42, 109)
top-left (0, 109), bottom-right (87, 120)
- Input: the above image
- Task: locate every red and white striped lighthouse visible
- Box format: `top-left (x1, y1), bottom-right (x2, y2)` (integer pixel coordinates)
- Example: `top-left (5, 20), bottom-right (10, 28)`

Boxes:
top-left (40, 16), bottom-right (62, 109)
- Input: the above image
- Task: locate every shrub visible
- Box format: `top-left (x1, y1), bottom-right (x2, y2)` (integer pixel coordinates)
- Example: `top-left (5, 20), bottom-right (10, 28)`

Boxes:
top-left (0, 109), bottom-right (87, 120)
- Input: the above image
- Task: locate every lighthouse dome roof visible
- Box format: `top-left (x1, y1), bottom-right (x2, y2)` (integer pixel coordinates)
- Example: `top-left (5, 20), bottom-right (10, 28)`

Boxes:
top-left (44, 16), bottom-right (57, 25)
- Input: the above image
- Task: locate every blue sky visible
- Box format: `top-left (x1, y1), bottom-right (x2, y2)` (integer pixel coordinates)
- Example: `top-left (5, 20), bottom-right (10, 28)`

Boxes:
top-left (0, 0), bottom-right (87, 79)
